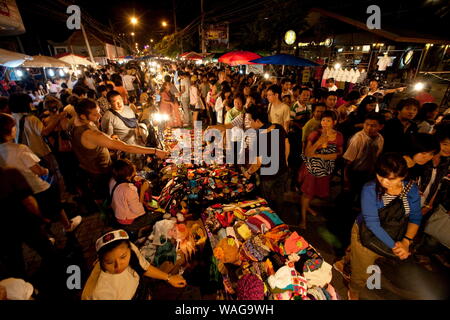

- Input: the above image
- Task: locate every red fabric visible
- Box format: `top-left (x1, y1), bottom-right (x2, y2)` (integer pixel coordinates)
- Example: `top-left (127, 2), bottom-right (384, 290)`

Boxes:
top-left (299, 129), bottom-right (343, 199)
top-left (160, 91), bottom-right (183, 128)
top-left (415, 92), bottom-right (435, 106)
top-left (298, 164), bottom-right (330, 199)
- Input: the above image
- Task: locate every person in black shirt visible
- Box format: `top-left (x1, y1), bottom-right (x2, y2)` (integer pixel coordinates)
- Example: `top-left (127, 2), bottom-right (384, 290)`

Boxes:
top-left (243, 105), bottom-right (290, 214)
top-left (382, 98), bottom-right (420, 153)
top-left (0, 167), bottom-right (57, 279)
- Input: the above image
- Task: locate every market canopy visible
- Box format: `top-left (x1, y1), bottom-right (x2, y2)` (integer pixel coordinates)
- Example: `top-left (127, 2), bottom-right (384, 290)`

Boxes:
top-left (0, 48), bottom-right (32, 67)
top-left (21, 55), bottom-right (71, 68)
top-left (55, 53), bottom-right (96, 66)
top-left (218, 51), bottom-right (262, 66)
top-left (250, 54), bottom-right (321, 67)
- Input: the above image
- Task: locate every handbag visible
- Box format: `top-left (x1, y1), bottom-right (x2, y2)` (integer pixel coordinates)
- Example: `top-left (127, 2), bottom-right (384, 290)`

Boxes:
top-left (424, 204), bottom-right (450, 249)
top-left (359, 181), bottom-right (413, 258)
top-left (301, 145), bottom-right (337, 177)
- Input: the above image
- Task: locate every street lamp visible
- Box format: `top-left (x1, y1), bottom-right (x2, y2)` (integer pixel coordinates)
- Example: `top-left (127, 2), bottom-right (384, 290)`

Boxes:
top-left (131, 32), bottom-right (135, 36)
top-left (162, 21), bottom-right (168, 27)
top-left (150, 39), bottom-right (154, 43)
top-left (131, 17), bottom-right (138, 25)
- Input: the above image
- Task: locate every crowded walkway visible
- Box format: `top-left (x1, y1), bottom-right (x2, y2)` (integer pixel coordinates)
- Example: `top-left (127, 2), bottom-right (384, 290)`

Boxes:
top-left (0, 57), bottom-right (449, 301)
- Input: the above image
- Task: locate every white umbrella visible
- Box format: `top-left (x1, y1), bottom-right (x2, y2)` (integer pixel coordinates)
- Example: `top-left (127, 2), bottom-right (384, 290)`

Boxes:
top-left (21, 55), bottom-right (71, 68)
top-left (0, 48), bottom-right (33, 67)
top-left (57, 54), bottom-right (96, 67)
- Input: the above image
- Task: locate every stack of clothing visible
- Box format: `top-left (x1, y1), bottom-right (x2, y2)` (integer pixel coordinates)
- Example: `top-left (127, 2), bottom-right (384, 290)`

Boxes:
top-left (202, 198), bottom-right (339, 300)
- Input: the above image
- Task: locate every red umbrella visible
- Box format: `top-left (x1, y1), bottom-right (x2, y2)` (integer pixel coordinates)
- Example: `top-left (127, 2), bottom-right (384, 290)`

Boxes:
top-left (184, 52), bottom-right (203, 60)
top-left (180, 52), bottom-right (192, 58)
top-left (218, 51), bottom-right (262, 66)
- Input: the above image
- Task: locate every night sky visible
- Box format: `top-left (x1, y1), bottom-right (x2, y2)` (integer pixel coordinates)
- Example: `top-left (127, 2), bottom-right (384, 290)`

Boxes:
top-left (11, 0), bottom-right (450, 55)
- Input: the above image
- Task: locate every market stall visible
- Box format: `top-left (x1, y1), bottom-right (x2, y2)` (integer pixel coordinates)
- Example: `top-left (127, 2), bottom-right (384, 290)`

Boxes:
top-left (132, 150), bottom-right (338, 300)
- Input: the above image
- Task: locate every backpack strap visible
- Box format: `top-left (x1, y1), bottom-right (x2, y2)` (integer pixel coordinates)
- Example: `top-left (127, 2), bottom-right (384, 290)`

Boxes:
top-left (108, 109), bottom-right (138, 128)
top-left (400, 181), bottom-right (414, 199)
top-left (108, 180), bottom-right (129, 205)
top-left (18, 115), bottom-right (27, 144)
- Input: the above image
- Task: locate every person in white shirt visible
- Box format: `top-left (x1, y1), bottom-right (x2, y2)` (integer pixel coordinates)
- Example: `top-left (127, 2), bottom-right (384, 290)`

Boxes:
top-left (122, 70), bottom-right (136, 98)
top-left (84, 72), bottom-right (96, 91)
top-left (214, 84), bottom-right (232, 124)
top-left (0, 113), bottom-right (81, 232)
top-left (281, 78), bottom-right (293, 100)
top-left (325, 78), bottom-right (338, 91)
top-left (82, 229), bottom-right (187, 300)
top-left (266, 84), bottom-right (290, 133)
top-left (368, 79), bottom-right (405, 96)
top-left (101, 90), bottom-right (146, 146)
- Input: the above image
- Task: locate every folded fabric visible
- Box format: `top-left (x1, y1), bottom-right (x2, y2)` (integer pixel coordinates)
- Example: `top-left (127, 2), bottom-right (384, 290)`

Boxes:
top-left (236, 223), bottom-right (252, 241)
top-left (241, 236), bottom-right (270, 262)
top-left (213, 237), bottom-right (241, 265)
top-left (246, 214), bottom-right (275, 234)
top-left (261, 211), bottom-right (284, 226)
top-left (303, 261), bottom-right (333, 288)
top-left (284, 232), bottom-right (309, 255)
top-left (268, 266), bottom-right (292, 290)
top-left (294, 246), bottom-right (324, 274)
top-left (226, 226), bottom-right (238, 242)
top-left (285, 261), bottom-right (308, 298)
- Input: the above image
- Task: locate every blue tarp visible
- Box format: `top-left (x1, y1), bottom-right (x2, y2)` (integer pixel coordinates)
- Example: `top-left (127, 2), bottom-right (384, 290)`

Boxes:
top-left (250, 54), bottom-right (320, 67)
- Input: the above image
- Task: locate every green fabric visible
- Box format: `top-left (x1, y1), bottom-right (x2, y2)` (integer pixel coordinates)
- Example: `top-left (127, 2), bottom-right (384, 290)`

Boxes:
top-left (225, 107), bottom-right (244, 124)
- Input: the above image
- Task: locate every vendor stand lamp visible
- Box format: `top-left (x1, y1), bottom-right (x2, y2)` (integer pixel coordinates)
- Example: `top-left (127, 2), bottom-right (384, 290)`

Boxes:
top-left (16, 69), bottom-right (23, 78)
top-left (414, 82), bottom-right (425, 91)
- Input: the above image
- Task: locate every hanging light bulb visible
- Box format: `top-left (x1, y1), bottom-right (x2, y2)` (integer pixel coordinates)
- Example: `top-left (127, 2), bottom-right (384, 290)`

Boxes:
top-left (16, 69), bottom-right (23, 78)
top-left (48, 69), bottom-right (55, 77)
top-left (59, 69), bottom-right (65, 77)
top-left (414, 82), bottom-right (425, 91)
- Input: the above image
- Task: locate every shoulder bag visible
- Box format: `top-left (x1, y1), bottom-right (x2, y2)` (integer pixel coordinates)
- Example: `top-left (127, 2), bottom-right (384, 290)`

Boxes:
top-left (359, 181), bottom-right (414, 258)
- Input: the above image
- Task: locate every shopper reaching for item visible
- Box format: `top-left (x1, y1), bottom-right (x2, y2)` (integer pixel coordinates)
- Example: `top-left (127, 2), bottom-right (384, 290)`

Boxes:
top-left (82, 229), bottom-right (187, 300)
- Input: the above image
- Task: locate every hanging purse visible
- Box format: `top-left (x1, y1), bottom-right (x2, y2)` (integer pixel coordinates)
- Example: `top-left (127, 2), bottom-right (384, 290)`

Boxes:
top-left (359, 181), bottom-right (413, 258)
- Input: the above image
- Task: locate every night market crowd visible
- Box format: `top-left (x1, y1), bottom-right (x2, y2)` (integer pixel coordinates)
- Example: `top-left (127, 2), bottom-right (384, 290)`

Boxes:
top-left (0, 59), bottom-right (449, 300)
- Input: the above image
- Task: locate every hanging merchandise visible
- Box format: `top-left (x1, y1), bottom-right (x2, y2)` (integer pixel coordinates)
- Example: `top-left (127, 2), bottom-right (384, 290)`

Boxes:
top-left (377, 53), bottom-right (396, 71)
top-left (357, 69), bottom-right (367, 83)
